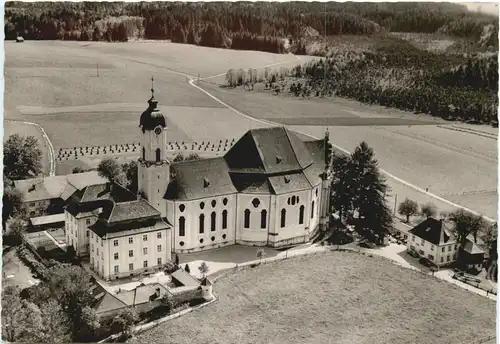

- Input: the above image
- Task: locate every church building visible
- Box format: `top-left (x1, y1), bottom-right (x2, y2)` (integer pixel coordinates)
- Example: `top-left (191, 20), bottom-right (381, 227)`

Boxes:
top-left (138, 88), bottom-right (334, 254)
top-left (60, 86), bottom-right (334, 280)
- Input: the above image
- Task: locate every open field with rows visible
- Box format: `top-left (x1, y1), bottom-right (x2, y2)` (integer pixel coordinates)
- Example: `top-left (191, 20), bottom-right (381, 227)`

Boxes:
top-left (131, 252), bottom-right (496, 344)
top-left (199, 81), bottom-right (498, 219)
top-left (5, 41), bottom-right (497, 219)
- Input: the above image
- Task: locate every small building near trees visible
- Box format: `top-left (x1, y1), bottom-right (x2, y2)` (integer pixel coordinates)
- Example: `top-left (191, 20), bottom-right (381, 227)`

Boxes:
top-left (407, 217), bottom-right (459, 267)
top-left (459, 234), bottom-right (485, 271)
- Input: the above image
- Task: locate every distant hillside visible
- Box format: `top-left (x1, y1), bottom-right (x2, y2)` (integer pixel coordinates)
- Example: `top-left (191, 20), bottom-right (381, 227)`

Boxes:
top-left (225, 36), bottom-right (498, 125)
top-left (4, 1), bottom-right (498, 54)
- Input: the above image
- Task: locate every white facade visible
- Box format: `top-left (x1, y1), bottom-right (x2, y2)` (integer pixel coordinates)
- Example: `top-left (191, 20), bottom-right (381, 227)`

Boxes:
top-left (167, 194), bottom-right (238, 252)
top-left (89, 227), bottom-right (170, 280)
top-left (138, 123), bottom-right (170, 218)
top-left (65, 210), bottom-right (97, 256)
top-left (138, 98), bottom-right (332, 255)
top-left (408, 234), bottom-right (459, 267)
top-left (164, 184), bottom-right (323, 254)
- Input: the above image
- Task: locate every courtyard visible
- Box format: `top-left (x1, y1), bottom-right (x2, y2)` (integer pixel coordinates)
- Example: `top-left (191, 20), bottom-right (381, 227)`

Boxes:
top-left (131, 251), bottom-right (496, 344)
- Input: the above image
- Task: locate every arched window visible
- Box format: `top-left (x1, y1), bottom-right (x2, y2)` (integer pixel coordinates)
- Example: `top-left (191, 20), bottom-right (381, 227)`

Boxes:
top-left (211, 212), bottom-right (216, 232)
top-left (261, 210), bottom-right (267, 229)
top-left (142, 147), bottom-right (146, 160)
top-left (311, 201), bottom-right (315, 219)
top-left (199, 214), bottom-right (205, 234)
top-left (222, 210), bottom-right (228, 230)
top-left (179, 217), bottom-right (185, 237)
top-left (299, 205), bottom-right (305, 224)
top-left (280, 209), bottom-right (286, 228)
top-left (155, 148), bottom-right (161, 162)
top-left (244, 209), bottom-right (250, 229)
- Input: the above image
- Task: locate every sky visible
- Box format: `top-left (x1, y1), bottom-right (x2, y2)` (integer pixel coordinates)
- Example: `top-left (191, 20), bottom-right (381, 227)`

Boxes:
top-left (460, 2), bottom-right (499, 16)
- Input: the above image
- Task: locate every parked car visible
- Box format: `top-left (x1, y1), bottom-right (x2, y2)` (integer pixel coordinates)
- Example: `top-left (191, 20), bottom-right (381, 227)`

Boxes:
top-left (419, 257), bottom-right (438, 269)
top-left (407, 250), bottom-right (419, 258)
top-left (359, 241), bottom-right (376, 249)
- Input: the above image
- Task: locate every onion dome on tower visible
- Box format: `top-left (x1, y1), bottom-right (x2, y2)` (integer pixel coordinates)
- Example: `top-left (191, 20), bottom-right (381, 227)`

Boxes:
top-left (139, 76), bottom-right (167, 133)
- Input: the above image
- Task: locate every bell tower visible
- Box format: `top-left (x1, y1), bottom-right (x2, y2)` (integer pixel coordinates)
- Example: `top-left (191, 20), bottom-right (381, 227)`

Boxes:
top-left (138, 77), bottom-right (170, 216)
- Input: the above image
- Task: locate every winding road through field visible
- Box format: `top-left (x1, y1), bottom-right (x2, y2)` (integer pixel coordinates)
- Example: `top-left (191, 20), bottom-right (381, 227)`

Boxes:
top-left (7, 43), bottom-right (494, 223)
top-left (185, 67), bottom-right (496, 223)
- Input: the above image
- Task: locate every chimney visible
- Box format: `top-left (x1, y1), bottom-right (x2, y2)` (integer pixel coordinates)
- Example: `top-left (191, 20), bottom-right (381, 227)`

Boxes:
top-left (155, 287), bottom-right (161, 298)
top-left (137, 192), bottom-right (141, 200)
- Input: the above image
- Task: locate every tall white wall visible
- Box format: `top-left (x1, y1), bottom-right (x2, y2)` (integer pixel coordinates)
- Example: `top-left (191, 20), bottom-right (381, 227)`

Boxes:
top-left (236, 194), bottom-right (272, 245)
top-left (89, 227), bottom-right (170, 280)
top-left (169, 194), bottom-right (237, 253)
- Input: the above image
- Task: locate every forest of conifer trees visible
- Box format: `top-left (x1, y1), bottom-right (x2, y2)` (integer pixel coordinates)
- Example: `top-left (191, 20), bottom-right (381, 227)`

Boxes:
top-left (5, 2), bottom-right (498, 53)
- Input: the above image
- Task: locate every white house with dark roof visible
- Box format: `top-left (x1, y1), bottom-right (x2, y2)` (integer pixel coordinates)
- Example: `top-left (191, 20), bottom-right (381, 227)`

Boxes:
top-left (408, 217), bottom-right (459, 267)
top-left (65, 182), bottom-right (172, 280)
top-left (137, 89), bottom-right (334, 253)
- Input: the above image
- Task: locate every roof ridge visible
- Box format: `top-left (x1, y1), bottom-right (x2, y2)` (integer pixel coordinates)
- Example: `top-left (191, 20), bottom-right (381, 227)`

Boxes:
top-left (106, 200), bottom-right (118, 224)
top-left (249, 129), bottom-right (268, 172)
top-left (283, 127), bottom-right (302, 168)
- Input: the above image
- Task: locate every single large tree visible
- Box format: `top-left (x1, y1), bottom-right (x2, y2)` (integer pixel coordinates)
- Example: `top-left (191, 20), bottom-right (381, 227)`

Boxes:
top-left (43, 264), bottom-right (95, 339)
top-left (112, 307), bottom-right (139, 336)
top-left (480, 223), bottom-right (498, 252)
top-left (79, 306), bottom-right (101, 340)
top-left (449, 209), bottom-right (486, 247)
top-left (4, 134), bottom-right (42, 180)
top-left (420, 202), bottom-right (437, 218)
top-left (9, 217), bottom-right (26, 246)
top-left (38, 300), bottom-right (71, 343)
top-left (398, 198), bottom-right (419, 223)
top-left (2, 186), bottom-right (24, 229)
top-left (330, 154), bottom-right (356, 221)
top-left (121, 161), bottom-right (138, 194)
top-left (97, 158), bottom-right (127, 186)
top-left (185, 153), bottom-right (200, 161)
top-left (351, 142), bottom-right (393, 244)
top-left (198, 261), bottom-right (210, 278)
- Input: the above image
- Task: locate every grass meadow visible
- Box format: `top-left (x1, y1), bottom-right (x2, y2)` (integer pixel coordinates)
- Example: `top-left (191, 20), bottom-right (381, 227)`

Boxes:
top-left (198, 81), bottom-right (498, 219)
top-left (131, 252), bottom-right (496, 344)
top-left (4, 40), bottom-right (497, 218)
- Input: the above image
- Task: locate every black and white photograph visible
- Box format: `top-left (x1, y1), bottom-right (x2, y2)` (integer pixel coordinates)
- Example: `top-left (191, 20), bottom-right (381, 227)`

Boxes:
top-left (1, 1), bottom-right (498, 343)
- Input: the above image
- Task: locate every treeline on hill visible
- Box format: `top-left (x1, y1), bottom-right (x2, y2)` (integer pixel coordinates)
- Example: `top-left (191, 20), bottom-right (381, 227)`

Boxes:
top-left (226, 37), bottom-right (498, 124)
top-left (5, 2), bottom-right (498, 53)
top-left (291, 38), bottom-right (498, 124)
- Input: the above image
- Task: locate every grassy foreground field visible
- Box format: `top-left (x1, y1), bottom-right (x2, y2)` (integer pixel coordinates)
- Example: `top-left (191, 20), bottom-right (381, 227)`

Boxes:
top-left (131, 252), bottom-right (495, 344)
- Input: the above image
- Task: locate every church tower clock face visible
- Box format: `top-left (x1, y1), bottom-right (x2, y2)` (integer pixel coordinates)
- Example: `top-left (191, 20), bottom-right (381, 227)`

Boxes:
top-left (154, 126), bottom-right (162, 135)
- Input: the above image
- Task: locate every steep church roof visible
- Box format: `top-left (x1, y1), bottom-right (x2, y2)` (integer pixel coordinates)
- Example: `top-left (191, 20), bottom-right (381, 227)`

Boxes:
top-left (224, 127), bottom-right (314, 175)
top-left (165, 127), bottom-right (329, 201)
top-left (165, 157), bottom-right (237, 200)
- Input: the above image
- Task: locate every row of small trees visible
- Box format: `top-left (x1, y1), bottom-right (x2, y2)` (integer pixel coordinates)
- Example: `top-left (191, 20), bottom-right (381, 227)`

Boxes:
top-left (225, 66), bottom-right (289, 89)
